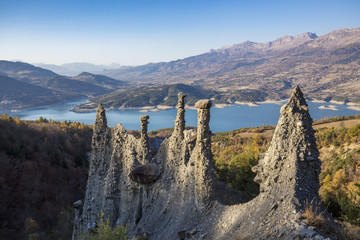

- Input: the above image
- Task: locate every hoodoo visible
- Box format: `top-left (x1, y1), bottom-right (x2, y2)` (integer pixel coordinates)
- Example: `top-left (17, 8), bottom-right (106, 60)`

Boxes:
top-left (73, 86), bottom-right (334, 239)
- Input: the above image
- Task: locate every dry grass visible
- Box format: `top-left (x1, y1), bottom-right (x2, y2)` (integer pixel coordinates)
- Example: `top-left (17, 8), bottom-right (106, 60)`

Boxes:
top-left (313, 118), bottom-right (360, 130)
top-left (302, 198), bottom-right (325, 228)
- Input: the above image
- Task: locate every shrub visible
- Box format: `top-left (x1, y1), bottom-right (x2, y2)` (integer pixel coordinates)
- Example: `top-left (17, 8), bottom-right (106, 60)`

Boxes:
top-left (302, 199), bottom-right (325, 228)
top-left (81, 211), bottom-right (128, 240)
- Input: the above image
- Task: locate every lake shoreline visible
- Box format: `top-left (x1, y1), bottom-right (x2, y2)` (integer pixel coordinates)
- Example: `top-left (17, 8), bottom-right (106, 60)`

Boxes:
top-left (0, 97), bottom-right (89, 115)
top-left (3, 97), bottom-right (359, 115)
top-left (70, 99), bottom-right (360, 113)
top-left (4, 99), bottom-right (360, 133)
top-left (70, 99), bottom-right (290, 113)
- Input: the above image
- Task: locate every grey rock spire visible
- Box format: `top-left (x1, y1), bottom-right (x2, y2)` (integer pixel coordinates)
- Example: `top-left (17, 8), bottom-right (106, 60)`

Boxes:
top-left (94, 103), bottom-right (107, 131)
top-left (194, 99), bottom-right (214, 204)
top-left (173, 92), bottom-right (186, 139)
top-left (195, 99), bottom-right (212, 143)
top-left (253, 85), bottom-right (320, 204)
top-left (140, 115), bottom-right (149, 163)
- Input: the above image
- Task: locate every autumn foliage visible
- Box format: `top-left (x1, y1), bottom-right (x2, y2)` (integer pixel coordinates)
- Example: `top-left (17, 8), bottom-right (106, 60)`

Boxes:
top-left (212, 120), bottom-right (360, 225)
top-left (317, 124), bottom-right (360, 225)
top-left (212, 131), bottom-right (269, 199)
top-left (0, 114), bottom-right (92, 239)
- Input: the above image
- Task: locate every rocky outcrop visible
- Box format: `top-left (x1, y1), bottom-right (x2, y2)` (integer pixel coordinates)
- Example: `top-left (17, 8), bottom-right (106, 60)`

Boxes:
top-left (73, 86), bottom-right (334, 240)
top-left (129, 164), bottom-right (160, 184)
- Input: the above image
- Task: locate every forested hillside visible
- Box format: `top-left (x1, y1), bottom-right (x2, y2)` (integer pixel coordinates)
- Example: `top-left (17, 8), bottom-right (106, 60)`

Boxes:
top-left (73, 84), bottom-right (216, 111)
top-left (0, 115), bottom-right (92, 240)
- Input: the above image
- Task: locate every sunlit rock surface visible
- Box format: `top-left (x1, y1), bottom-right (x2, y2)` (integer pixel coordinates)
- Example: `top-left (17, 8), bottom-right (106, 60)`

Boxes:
top-left (73, 87), bottom-right (334, 240)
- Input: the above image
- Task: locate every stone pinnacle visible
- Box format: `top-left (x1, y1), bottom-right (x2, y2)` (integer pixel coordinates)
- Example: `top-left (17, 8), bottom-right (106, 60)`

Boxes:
top-left (94, 103), bottom-right (107, 130)
top-left (140, 115), bottom-right (150, 163)
top-left (195, 99), bottom-right (212, 142)
top-left (173, 92), bottom-right (187, 139)
top-left (253, 85), bottom-right (320, 203)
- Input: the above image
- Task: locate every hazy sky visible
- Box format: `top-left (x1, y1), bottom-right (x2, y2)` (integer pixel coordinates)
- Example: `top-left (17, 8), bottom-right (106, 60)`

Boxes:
top-left (1, 0), bottom-right (359, 66)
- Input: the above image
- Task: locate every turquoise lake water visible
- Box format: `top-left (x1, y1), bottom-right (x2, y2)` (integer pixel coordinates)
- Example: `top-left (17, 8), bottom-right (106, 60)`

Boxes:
top-left (3, 99), bottom-right (359, 132)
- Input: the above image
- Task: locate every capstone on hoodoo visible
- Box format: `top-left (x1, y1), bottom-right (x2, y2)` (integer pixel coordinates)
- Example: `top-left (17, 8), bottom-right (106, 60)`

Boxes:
top-left (73, 86), bottom-right (334, 240)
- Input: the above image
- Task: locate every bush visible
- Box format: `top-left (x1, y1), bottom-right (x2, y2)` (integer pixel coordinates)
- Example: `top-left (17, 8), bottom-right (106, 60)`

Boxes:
top-left (302, 198), bottom-right (325, 228)
top-left (212, 134), bottom-right (265, 199)
top-left (81, 211), bottom-right (128, 240)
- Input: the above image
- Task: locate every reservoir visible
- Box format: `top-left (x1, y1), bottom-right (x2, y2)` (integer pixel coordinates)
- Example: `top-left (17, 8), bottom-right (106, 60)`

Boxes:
top-left (3, 99), bottom-right (360, 132)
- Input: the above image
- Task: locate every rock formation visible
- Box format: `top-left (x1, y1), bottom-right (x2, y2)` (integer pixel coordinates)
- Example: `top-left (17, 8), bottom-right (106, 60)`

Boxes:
top-left (73, 87), bottom-right (334, 240)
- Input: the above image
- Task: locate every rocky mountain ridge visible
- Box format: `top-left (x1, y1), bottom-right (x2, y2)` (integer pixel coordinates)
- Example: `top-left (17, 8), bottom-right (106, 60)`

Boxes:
top-left (102, 28), bottom-right (360, 102)
top-left (215, 32), bottom-right (318, 54)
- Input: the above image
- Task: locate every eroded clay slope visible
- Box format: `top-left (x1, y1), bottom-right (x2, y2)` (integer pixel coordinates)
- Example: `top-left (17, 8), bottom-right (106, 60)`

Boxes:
top-left (73, 87), bottom-right (333, 240)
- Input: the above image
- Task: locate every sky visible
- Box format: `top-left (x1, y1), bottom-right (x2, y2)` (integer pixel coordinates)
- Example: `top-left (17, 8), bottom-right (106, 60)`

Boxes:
top-left (0, 0), bottom-right (359, 66)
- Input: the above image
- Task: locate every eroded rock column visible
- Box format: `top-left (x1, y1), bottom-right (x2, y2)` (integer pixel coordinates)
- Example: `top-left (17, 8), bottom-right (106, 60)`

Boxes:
top-left (194, 99), bottom-right (214, 205)
top-left (140, 115), bottom-right (150, 163)
top-left (73, 103), bottom-right (111, 240)
top-left (94, 103), bottom-right (107, 132)
top-left (252, 85), bottom-right (321, 206)
top-left (173, 92), bottom-right (187, 139)
top-left (195, 100), bottom-right (212, 144)
top-left (91, 103), bottom-right (110, 160)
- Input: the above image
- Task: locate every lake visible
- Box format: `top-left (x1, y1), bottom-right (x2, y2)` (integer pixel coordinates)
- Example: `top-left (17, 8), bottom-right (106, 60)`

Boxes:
top-left (2, 99), bottom-right (360, 132)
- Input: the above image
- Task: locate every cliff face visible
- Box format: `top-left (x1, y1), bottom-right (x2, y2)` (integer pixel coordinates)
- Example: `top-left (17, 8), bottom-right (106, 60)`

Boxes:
top-left (73, 87), bottom-right (333, 240)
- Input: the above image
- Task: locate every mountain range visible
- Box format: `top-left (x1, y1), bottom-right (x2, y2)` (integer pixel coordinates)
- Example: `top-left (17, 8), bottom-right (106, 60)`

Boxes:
top-left (34, 62), bottom-right (123, 76)
top-left (101, 28), bottom-right (360, 102)
top-left (0, 61), bottom-right (127, 110)
top-left (0, 75), bottom-right (79, 109)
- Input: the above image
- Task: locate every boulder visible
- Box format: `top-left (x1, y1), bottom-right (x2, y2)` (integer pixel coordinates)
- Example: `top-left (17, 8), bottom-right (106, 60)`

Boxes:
top-left (73, 200), bottom-right (83, 209)
top-left (195, 99), bottom-right (212, 109)
top-left (129, 164), bottom-right (160, 184)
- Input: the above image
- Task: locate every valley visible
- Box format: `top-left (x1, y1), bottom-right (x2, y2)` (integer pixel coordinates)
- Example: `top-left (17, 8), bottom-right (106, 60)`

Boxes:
top-left (0, 61), bottom-right (129, 110)
top-left (1, 28), bottom-right (360, 112)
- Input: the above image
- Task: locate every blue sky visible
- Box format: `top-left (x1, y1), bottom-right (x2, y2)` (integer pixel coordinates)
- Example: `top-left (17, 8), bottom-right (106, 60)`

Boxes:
top-left (0, 0), bottom-right (359, 66)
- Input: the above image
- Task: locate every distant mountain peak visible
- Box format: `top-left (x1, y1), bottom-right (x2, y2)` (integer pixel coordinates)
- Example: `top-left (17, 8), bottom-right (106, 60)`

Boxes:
top-left (329, 27), bottom-right (360, 35)
top-left (304, 32), bottom-right (318, 39)
top-left (266, 32), bottom-right (317, 49)
top-left (309, 27), bottom-right (360, 48)
top-left (205, 28), bottom-right (358, 57)
top-left (273, 32), bottom-right (318, 43)
top-left (323, 27), bottom-right (360, 40)
top-left (214, 31), bottom-right (318, 55)
top-left (217, 40), bottom-right (256, 52)
top-left (78, 72), bottom-right (94, 76)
